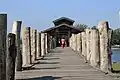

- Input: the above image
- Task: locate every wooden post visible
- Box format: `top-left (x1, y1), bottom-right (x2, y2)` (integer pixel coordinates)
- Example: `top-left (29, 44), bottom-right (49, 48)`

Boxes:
top-left (81, 32), bottom-right (87, 63)
top-left (37, 32), bottom-right (41, 59)
top-left (77, 33), bottom-right (82, 53)
top-left (72, 34), bottom-right (74, 50)
top-left (80, 33), bottom-right (82, 53)
top-left (72, 34), bottom-right (77, 51)
top-left (70, 35), bottom-right (71, 48)
top-left (90, 29), bottom-right (100, 68)
top-left (47, 34), bottom-right (52, 53)
top-left (85, 29), bottom-right (91, 62)
top-left (52, 37), bottom-right (56, 49)
top-left (6, 33), bottom-right (16, 80)
top-left (98, 21), bottom-right (110, 73)
top-left (45, 33), bottom-right (48, 54)
top-left (69, 37), bottom-right (71, 48)
top-left (108, 30), bottom-right (113, 71)
top-left (21, 27), bottom-right (31, 67)
top-left (47, 36), bottom-right (50, 52)
top-left (49, 36), bottom-right (53, 51)
top-left (0, 14), bottom-right (7, 80)
top-left (12, 21), bottom-right (22, 71)
top-left (30, 29), bottom-right (37, 63)
top-left (75, 34), bottom-right (77, 51)
top-left (81, 32), bottom-right (86, 56)
top-left (71, 34), bottom-right (74, 50)
top-left (41, 33), bottom-right (45, 57)
top-left (71, 36), bottom-right (72, 48)
top-left (76, 33), bottom-right (79, 52)
top-left (70, 35), bottom-right (72, 49)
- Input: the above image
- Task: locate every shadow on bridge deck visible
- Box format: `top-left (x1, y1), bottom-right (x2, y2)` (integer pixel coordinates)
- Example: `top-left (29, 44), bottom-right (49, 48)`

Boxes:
top-left (16, 76), bottom-right (62, 80)
top-left (15, 47), bottom-right (114, 80)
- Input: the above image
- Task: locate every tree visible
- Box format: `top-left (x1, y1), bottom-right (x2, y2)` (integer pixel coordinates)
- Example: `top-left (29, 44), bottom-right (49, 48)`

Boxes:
top-left (111, 28), bottom-right (120, 45)
top-left (91, 26), bottom-right (97, 29)
top-left (74, 24), bottom-right (88, 31)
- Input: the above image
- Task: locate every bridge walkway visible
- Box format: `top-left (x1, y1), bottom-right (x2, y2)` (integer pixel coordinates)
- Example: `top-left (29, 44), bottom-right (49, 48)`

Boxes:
top-left (16, 47), bottom-right (114, 80)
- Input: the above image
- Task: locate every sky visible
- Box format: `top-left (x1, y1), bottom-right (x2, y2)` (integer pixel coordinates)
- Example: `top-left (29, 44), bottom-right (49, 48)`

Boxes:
top-left (0, 0), bottom-right (120, 32)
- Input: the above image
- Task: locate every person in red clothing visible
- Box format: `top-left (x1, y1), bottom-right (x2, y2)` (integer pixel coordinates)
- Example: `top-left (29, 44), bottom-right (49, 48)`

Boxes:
top-left (61, 38), bottom-right (66, 48)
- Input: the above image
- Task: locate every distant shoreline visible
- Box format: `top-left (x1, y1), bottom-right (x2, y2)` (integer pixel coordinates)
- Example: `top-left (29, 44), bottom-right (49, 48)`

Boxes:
top-left (112, 47), bottom-right (120, 50)
top-left (112, 45), bottom-right (120, 50)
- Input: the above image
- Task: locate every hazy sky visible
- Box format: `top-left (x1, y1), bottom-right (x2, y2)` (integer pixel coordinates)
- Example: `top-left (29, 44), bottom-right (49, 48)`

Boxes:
top-left (0, 0), bottom-right (120, 32)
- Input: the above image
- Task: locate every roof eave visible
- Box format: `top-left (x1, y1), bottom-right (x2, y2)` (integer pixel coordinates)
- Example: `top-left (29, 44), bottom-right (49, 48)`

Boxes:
top-left (53, 17), bottom-right (75, 23)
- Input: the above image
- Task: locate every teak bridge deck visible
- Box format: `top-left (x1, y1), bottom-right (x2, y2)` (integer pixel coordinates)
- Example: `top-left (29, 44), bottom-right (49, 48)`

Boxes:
top-left (16, 47), bottom-right (114, 80)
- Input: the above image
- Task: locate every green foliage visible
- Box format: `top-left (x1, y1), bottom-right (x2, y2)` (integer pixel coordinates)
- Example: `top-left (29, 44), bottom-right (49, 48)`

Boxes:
top-left (75, 24), bottom-right (88, 31)
top-left (20, 38), bottom-right (22, 45)
top-left (74, 24), bottom-right (120, 45)
top-left (112, 63), bottom-right (120, 70)
top-left (112, 28), bottom-right (120, 45)
top-left (91, 26), bottom-right (97, 29)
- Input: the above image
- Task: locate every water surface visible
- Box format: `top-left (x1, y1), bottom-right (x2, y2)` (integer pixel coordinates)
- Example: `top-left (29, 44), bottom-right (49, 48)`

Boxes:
top-left (112, 49), bottom-right (120, 62)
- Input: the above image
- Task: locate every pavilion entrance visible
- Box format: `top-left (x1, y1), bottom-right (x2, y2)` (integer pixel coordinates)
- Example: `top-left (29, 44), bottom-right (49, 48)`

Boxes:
top-left (41, 17), bottom-right (82, 47)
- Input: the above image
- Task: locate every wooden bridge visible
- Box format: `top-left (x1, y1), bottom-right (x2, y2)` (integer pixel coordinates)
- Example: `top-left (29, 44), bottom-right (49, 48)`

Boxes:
top-left (16, 47), bottom-right (114, 80)
top-left (0, 15), bottom-right (118, 80)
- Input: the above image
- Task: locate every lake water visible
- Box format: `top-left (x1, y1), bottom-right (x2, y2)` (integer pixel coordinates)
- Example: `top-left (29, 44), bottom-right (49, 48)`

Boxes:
top-left (112, 49), bottom-right (120, 62)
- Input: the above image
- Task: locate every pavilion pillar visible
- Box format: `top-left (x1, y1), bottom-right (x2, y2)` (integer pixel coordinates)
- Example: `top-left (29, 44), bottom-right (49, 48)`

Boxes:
top-left (0, 14), bottom-right (7, 80)
top-left (30, 29), bottom-right (37, 63)
top-left (12, 21), bottom-right (22, 71)
top-left (41, 33), bottom-right (45, 57)
top-left (90, 29), bottom-right (100, 68)
top-left (98, 21), bottom-right (111, 73)
top-left (21, 27), bottom-right (31, 67)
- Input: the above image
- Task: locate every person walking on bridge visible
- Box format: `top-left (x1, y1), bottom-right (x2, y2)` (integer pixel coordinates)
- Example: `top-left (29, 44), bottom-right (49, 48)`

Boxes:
top-left (61, 38), bottom-right (66, 48)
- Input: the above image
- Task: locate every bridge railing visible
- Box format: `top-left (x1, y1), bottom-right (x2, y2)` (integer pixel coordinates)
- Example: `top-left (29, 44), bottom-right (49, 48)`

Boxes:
top-left (69, 21), bottom-right (113, 74)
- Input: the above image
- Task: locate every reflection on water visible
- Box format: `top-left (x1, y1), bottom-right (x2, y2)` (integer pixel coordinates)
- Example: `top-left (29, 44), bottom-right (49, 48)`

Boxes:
top-left (112, 49), bottom-right (120, 62)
